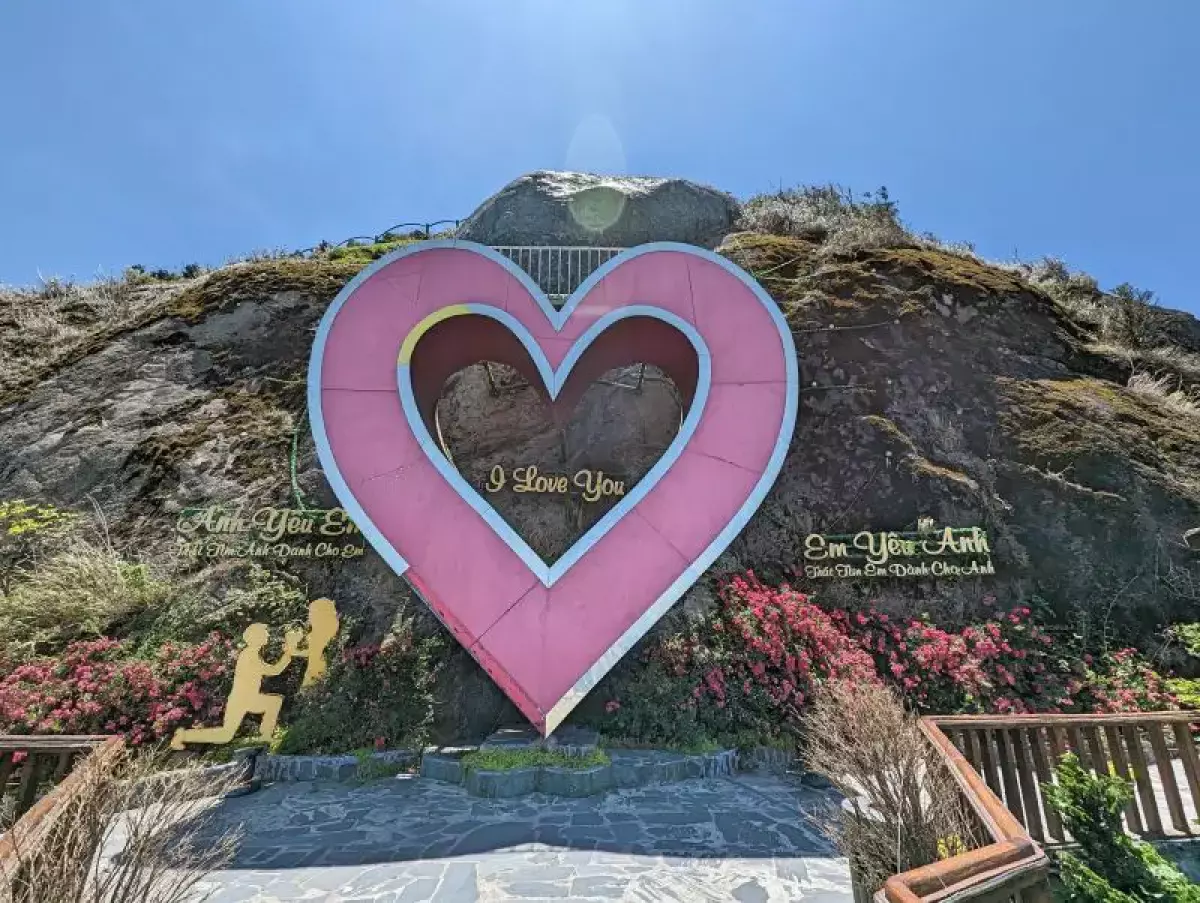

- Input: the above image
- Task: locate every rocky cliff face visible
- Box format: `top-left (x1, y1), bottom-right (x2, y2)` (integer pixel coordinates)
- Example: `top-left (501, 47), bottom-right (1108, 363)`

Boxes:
top-left (2, 174), bottom-right (1197, 738)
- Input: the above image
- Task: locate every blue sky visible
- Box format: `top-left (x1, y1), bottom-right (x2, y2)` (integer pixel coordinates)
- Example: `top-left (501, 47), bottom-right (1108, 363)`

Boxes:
top-left (2, 1), bottom-right (1197, 314)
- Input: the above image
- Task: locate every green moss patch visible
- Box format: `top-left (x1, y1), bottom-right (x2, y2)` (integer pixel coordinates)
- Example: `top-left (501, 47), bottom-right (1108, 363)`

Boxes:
top-left (998, 376), bottom-right (1200, 497)
top-left (862, 247), bottom-right (1032, 298)
top-left (720, 234), bottom-right (1039, 331)
top-left (320, 237), bottom-right (421, 266)
top-left (127, 387), bottom-right (295, 501)
top-left (169, 258), bottom-right (362, 322)
top-left (461, 747), bottom-right (610, 771)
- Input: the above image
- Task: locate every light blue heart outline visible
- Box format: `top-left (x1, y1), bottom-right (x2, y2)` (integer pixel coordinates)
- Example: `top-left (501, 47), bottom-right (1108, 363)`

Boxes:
top-left (396, 302), bottom-right (711, 587)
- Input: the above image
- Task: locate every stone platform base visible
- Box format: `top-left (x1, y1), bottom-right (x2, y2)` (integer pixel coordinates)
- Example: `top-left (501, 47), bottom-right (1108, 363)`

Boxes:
top-left (480, 724), bottom-right (600, 758)
top-left (420, 747), bottom-right (739, 798)
top-left (253, 749), bottom-right (419, 784)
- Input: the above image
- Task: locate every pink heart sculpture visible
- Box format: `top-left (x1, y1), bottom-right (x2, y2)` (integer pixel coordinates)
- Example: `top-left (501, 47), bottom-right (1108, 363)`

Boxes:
top-left (309, 240), bottom-right (797, 735)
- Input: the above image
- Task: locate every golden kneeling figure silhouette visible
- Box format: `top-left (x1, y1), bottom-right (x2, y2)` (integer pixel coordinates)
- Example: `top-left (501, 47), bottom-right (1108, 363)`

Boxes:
top-left (170, 598), bottom-right (339, 751)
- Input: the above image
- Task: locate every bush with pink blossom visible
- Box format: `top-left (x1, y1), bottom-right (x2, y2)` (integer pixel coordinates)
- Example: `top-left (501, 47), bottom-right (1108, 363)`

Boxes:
top-left (0, 634), bottom-right (235, 746)
top-left (590, 574), bottom-right (1176, 748)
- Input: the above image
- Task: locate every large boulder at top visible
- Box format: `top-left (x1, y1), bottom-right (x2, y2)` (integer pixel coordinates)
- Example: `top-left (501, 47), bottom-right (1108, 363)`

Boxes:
top-left (456, 171), bottom-right (740, 248)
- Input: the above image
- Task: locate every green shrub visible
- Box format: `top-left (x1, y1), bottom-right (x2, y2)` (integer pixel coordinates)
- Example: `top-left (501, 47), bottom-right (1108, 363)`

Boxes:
top-left (460, 748), bottom-right (609, 771)
top-left (276, 619), bottom-right (441, 755)
top-left (1168, 677), bottom-right (1200, 709)
top-left (136, 564), bottom-right (309, 648)
top-left (0, 542), bottom-right (169, 655)
top-left (1044, 753), bottom-right (1200, 901)
top-left (583, 654), bottom-right (712, 750)
top-left (1169, 623), bottom-right (1200, 658)
top-left (1056, 856), bottom-right (1140, 903)
top-left (1107, 283), bottom-right (1166, 350)
top-left (0, 499), bottom-right (79, 592)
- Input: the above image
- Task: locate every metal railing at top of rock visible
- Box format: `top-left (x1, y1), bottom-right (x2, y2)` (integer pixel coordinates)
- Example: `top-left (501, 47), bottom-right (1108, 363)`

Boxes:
top-left (290, 220), bottom-right (463, 258)
top-left (289, 223), bottom-right (626, 305)
top-left (490, 246), bottom-right (626, 303)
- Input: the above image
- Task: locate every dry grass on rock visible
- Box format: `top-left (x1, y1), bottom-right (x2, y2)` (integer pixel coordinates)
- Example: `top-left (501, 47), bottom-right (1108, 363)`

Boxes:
top-left (0, 277), bottom-right (189, 403)
top-left (803, 680), bottom-right (980, 896)
top-left (1126, 370), bottom-right (1200, 418)
top-left (167, 257), bottom-right (360, 322)
top-left (0, 538), bottom-right (171, 657)
top-left (0, 744), bottom-right (243, 903)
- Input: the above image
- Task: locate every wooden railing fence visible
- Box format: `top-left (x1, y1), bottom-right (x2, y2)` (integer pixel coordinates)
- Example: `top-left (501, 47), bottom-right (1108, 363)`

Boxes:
top-left (935, 712), bottom-right (1200, 845)
top-left (0, 735), bottom-right (112, 828)
top-left (0, 735), bottom-right (121, 889)
top-left (880, 711), bottom-right (1200, 902)
top-left (878, 719), bottom-right (1051, 902)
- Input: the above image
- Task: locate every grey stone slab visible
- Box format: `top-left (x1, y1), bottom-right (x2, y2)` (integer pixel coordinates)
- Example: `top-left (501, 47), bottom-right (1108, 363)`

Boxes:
top-left (641, 809), bottom-right (713, 825)
top-left (503, 881), bottom-right (569, 898)
top-left (431, 862), bottom-right (479, 902)
top-left (451, 820), bottom-right (537, 855)
top-left (465, 766), bottom-right (539, 798)
top-left (570, 874), bottom-right (628, 898)
top-left (733, 878), bottom-right (770, 902)
top-left (421, 753), bottom-right (465, 785)
top-left (396, 877), bottom-right (440, 902)
top-left (152, 772), bottom-right (852, 902)
top-left (538, 765), bottom-right (613, 797)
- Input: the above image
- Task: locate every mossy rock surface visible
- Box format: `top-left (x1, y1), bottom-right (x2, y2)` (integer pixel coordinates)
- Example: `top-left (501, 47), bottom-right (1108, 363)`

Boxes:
top-left (1, 203), bottom-right (1199, 738)
top-left (169, 257), bottom-right (361, 322)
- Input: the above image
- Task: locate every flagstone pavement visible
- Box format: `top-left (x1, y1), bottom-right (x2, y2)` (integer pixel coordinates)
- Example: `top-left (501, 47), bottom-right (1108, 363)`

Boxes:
top-left (190, 772), bottom-right (853, 902)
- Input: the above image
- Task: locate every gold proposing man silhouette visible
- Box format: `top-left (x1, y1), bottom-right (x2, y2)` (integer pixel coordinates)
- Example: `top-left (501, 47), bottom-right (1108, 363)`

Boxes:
top-left (170, 598), bottom-right (339, 750)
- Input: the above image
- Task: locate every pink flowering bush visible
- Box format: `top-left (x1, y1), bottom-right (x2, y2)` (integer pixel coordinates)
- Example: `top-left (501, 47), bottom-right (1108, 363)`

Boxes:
top-left (0, 634), bottom-right (235, 746)
top-left (599, 572), bottom-right (879, 746)
top-left (592, 574), bottom-right (1176, 747)
top-left (832, 601), bottom-right (1176, 715)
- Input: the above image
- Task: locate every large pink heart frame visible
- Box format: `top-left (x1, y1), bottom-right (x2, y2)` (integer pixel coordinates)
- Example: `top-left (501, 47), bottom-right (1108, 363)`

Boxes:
top-left (308, 240), bottom-right (797, 735)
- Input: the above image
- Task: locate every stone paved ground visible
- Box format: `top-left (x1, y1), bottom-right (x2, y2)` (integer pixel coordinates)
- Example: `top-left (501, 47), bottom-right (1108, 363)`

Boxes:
top-left (190, 772), bottom-right (852, 902)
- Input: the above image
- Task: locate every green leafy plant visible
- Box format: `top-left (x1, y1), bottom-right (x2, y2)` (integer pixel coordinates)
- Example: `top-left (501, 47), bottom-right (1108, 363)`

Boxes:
top-left (1044, 753), bottom-right (1200, 901)
top-left (1167, 677), bottom-right (1200, 709)
top-left (352, 748), bottom-right (412, 781)
top-left (1107, 283), bottom-right (1165, 349)
top-left (585, 653), bottom-right (713, 749)
top-left (137, 564), bottom-right (309, 648)
top-left (277, 619), bottom-right (441, 754)
top-left (937, 835), bottom-right (966, 860)
top-left (461, 747), bottom-right (609, 772)
top-left (1169, 623), bottom-right (1200, 658)
top-left (0, 543), bottom-right (170, 656)
top-left (0, 499), bottom-right (78, 592)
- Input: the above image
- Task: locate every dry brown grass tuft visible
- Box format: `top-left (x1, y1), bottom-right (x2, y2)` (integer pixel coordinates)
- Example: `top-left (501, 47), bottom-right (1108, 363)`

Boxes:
top-left (0, 275), bottom-right (191, 402)
top-left (1088, 341), bottom-right (1200, 385)
top-left (1126, 370), bottom-right (1200, 418)
top-left (1, 743), bottom-right (243, 903)
top-left (738, 184), bottom-right (917, 254)
top-left (0, 537), bottom-right (172, 656)
top-left (804, 680), bottom-right (980, 895)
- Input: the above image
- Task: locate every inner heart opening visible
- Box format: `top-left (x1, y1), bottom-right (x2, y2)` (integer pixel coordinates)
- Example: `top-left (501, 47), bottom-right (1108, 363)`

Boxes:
top-left (407, 314), bottom-right (699, 565)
